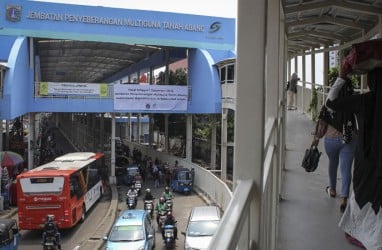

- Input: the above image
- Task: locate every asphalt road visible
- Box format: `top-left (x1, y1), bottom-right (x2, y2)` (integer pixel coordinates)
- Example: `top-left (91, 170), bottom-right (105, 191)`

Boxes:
top-left (115, 180), bottom-right (207, 250)
top-left (14, 179), bottom-right (207, 250)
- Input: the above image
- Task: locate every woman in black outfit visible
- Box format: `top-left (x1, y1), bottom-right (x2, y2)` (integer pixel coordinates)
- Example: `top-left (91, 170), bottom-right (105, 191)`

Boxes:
top-left (325, 45), bottom-right (382, 249)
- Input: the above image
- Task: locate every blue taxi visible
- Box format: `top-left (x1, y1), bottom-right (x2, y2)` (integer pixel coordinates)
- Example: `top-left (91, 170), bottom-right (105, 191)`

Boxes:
top-left (104, 209), bottom-right (155, 250)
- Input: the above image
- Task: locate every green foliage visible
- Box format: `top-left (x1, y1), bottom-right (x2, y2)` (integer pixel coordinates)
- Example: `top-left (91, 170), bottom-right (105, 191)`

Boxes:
top-left (328, 67), bottom-right (339, 86)
top-left (157, 68), bottom-right (187, 85)
top-left (329, 66), bottom-right (360, 88)
top-left (193, 115), bottom-right (212, 141)
top-left (307, 86), bottom-right (319, 121)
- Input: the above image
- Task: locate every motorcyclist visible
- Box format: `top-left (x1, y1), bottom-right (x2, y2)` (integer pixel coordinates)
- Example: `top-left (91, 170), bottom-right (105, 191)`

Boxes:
top-left (155, 196), bottom-right (168, 224)
top-left (143, 188), bottom-right (154, 201)
top-left (42, 214), bottom-right (61, 250)
top-left (162, 186), bottom-right (174, 200)
top-left (162, 211), bottom-right (178, 240)
top-left (126, 184), bottom-right (138, 206)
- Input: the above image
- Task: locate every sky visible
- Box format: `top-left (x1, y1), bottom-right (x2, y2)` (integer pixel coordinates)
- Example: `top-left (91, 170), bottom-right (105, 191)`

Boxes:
top-left (34, 0), bottom-right (238, 18)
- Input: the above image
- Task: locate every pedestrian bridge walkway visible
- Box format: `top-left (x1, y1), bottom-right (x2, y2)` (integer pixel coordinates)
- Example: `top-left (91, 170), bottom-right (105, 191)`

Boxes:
top-left (277, 109), bottom-right (360, 250)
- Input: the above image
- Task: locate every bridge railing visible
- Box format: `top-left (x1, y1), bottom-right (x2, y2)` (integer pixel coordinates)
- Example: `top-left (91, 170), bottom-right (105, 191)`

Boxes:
top-left (209, 115), bottom-right (280, 250)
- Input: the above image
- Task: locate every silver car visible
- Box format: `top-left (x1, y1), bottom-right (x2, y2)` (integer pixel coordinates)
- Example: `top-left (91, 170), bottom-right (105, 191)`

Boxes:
top-left (182, 205), bottom-right (221, 250)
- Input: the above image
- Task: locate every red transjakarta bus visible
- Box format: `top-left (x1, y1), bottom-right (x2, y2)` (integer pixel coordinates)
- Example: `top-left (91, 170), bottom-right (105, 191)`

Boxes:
top-left (16, 152), bottom-right (106, 230)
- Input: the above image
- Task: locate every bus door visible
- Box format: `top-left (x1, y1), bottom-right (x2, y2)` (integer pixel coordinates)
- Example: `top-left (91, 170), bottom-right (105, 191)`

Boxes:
top-left (69, 174), bottom-right (84, 224)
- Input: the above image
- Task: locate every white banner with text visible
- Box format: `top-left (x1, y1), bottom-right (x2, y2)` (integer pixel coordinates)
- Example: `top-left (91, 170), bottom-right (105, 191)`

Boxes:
top-left (114, 84), bottom-right (188, 111)
top-left (40, 82), bottom-right (108, 96)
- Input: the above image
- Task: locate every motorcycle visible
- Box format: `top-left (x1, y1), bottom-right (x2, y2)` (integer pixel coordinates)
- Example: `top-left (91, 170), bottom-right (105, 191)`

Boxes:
top-left (165, 198), bottom-right (173, 212)
top-left (126, 193), bottom-right (137, 209)
top-left (144, 199), bottom-right (154, 218)
top-left (134, 179), bottom-right (142, 195)
top-left (157, 210), bottom-right (167, 231)
top-left (42, 234), bottom-right (61, 250)
top-left (163, 223), bottom-right (176, 249)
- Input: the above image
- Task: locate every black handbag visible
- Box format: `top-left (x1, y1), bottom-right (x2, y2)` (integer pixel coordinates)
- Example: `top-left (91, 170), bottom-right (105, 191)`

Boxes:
top-left (301, 144), bottom-right (321, 172)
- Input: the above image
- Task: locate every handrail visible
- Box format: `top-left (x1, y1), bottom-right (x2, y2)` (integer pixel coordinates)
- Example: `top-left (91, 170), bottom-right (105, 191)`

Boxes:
top-left (208, 179), bottom-right (254, 250)
top-left (209, 112), bottom-right (279, 249)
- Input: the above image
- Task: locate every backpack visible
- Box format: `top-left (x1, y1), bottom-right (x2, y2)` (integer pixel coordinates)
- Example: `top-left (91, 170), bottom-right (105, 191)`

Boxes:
top-left (319, 80), bottom-right (357, 143)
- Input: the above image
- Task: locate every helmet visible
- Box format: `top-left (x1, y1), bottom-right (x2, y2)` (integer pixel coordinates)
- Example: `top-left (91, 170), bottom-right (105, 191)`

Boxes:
top-left (146, 188), bottom-right (151, 194)
top-left (131, 184), bottom-right (135, 189)
top-left (165, 186), bottom-right (169, 192)
top-left (47, 214), bottom-right (54, 222)
top-left (167, 211), bottom-right (172, 218)
top-left (159, 197), bottom-right (165, 203)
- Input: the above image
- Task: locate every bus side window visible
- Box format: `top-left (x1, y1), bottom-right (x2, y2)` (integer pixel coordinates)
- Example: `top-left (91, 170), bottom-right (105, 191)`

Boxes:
top-left (70, 175), bottom-right (83, 198)
top-left (70, 182), bottom-right (75, 198)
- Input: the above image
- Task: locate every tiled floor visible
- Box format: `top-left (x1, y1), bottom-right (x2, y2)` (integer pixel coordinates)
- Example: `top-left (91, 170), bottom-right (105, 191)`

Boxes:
top-left (277, 110), bottom-right (362, 250)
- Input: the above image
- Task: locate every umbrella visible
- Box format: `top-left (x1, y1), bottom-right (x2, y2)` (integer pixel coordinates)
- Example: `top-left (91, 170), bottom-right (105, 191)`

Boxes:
top-left (0, 151), bottom-right (24, 167)
top-left (0, 151), bottom-right (24, 180)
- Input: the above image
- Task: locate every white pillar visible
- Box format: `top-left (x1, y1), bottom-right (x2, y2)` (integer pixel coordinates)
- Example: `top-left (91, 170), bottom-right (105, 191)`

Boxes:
top-left (149, 114), bottom-right (154, 146)
top-left (109, 113), bottom-right (116, 184)
top-left (266, 0), bottom-right (281, 248)
top-left (221, 109), bottom-right (228, 181)
top-left (165, 114), bottom-right (169, 153)
top-left (186, 115), bottom-right (192, 161)
top-left (128, 113), bottom-right (132, 141)
top-left (234, 0), bottom-right (266, 248)
top-left (301, 52), bottom-right (306, 113)
top-left (210, 115), bottom-right (217, 170)
top-left (137, 114), bottom-right (141, 144)
top-left (28, 113), bottom-right (35, 170)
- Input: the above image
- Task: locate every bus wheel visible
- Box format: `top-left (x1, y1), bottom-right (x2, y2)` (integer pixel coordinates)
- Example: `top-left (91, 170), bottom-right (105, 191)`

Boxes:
top-left (100, 186), bottom-right (104, 198)
top-left (80, 205), bottom-right (86, 223)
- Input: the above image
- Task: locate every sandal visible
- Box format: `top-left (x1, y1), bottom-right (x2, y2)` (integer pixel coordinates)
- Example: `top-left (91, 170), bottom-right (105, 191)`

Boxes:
top-left (326, 186), bottom-right (336, 198)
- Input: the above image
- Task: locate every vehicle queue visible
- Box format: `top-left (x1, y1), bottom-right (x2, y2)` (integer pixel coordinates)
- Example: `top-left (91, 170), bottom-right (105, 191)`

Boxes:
top-left (105, 155), bottom-right (222, 250)
top-left (4, 149), bottom-right (219, 250)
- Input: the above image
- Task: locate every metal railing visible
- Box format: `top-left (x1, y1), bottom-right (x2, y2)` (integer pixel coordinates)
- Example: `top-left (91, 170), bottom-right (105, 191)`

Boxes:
top-left (209, 115), bottom-right (280, 250)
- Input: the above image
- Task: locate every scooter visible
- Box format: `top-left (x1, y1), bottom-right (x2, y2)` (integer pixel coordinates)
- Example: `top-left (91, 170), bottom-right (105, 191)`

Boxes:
top-left (134, 179), bottom-right (142, 195)
top-left (165, 198), bottom-right (173, 212)
top-left (126, 193), bottom-right (137, 209)
top-left (144, 199), bottom-right (154, 218)
top-left (157, 210), bottom-right (167, 231)
top-left (163, 223), bottom-right (176, 249)
top-left (42, 234), bottom-right (61, 250)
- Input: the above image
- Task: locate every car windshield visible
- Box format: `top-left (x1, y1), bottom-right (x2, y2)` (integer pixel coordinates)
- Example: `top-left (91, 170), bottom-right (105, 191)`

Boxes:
top-left (177, 171), bottom-right (191, 181)
top-left (108, 225), bottom-right (144, 242)
top-left (187, 221), bottom-right (219, 236)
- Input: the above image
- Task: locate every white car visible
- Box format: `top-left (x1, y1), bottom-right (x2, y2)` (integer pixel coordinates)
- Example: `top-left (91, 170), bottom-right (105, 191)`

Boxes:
top-left (182, 205), bottom-right (221, 250)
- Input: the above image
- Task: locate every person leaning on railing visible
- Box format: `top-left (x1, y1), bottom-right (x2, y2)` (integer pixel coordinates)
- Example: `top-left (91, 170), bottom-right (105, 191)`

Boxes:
top-left (287, 72), bottom-right (300, 110)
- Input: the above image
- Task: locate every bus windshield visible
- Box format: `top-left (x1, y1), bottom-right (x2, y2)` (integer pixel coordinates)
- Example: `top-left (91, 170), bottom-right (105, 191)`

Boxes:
top-left (20, 177), bottom-right (64, 194)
